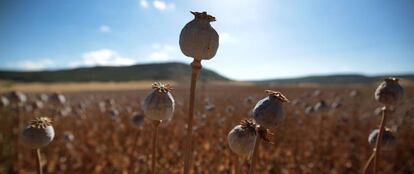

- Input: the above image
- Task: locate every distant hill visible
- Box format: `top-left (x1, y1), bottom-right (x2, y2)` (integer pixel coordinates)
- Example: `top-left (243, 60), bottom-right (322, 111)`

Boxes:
top-left (0, 62), bottom-right (229, 82)
top-left (252, 74), bottom-right (414, 86)
top-left (1, 63), bottom-right (413, 86)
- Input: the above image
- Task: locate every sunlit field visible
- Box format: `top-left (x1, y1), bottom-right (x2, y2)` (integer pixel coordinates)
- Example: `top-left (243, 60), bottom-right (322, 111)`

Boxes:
top-left (1, 83), bottom-right (413, 174)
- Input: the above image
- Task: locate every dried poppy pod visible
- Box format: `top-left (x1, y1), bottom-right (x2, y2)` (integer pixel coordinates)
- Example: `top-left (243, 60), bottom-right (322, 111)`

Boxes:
top-left (131, 112), bottom-right (145, 128)
top-left (142, 82), bottom-right (175, 121)
top-left (38, 93), bottom-right (49, 102)
top-left (32, 100), bottom-right (44, 110)
top-left (0, 96), bottom-right (10, 107)
top-left (374, 77), bottom-right (403, 106)
top-left (368, 128), bottom-right (396, 148)
top-left (314, 100), bottom-right (329, 112)
top-left (179, 11), bottom-right (219, 60)
top-left (252, 90), bottom-right (289, 129)
top-left (21, 117), bottom-right (55, 149)
top-left (63, 131), bottom-right (75, 143)
top-left (228, 120), bottom-right (257, 157)
top-left (50, 93), bottom-right (66, 105)
top-left (7, 91), bottom-right (27, 105)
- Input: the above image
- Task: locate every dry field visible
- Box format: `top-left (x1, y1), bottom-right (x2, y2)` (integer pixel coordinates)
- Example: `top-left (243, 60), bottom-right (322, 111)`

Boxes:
top-left (0, 81), bottom-right (177, 93)
top-left (1, 84), bottom-right (413, 174)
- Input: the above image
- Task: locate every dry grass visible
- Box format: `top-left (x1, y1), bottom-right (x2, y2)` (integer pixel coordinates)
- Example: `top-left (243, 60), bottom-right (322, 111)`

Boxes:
top-left (1, 85), bottom-right (413, 173)
top-left (0, 81), bottom-right (177, 93)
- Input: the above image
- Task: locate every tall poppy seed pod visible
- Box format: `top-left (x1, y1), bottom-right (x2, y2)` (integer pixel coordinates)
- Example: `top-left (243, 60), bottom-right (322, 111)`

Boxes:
top-left (180, 12), bottom-right (219, 174)
top-left (252, 90), bottom-right (289, 129)
top-left (142, 82), bottom-right (175, 121)
top-left (21, 117), bottom-right (55, 149)
top-left (228, 120), bottom-right (257, 157)
top-left (374, 77), bottom-right (403, 106)
top-left (179, 11), bottom-right (219, 60)
top-left (368, 128), bottom-right (396, 148)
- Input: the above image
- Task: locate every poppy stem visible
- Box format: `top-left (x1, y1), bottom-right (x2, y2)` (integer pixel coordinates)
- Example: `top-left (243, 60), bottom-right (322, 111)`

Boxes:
top-left (363, 151), bottom-right (376, 174)
top-left (36, 148), bottom-right (42, 174)
top-left (151, 121), bottom-right (161, 174)
top-left (183, 59), bottom-right (202, 174)
top-left (249, 136), bottom-right (261, 174)
top-left (373, 106), bottom-right (388, 174)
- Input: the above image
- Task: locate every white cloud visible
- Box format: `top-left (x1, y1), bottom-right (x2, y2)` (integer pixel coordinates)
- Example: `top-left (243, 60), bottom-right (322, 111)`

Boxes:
top-left (146, 43), bottom-right (177, 62)
top-left (99, 25), bottom-right (111, 33)
top-left (16, 59), bottom-right (54, 71)
top-left (163, 45), bottom-right (175, 51)
top-left (153, 0), bottom-right (166, 10)
top-left (139, 0), bottom-right (175, 11)
top-left (149, 52), bottom-right (169, 61)
top-left (70, 49), bottom-right (136, 67)
top-left (153, 0), bottom-right (175, 11)
top-left (139, 0), bottom-right (149, 8)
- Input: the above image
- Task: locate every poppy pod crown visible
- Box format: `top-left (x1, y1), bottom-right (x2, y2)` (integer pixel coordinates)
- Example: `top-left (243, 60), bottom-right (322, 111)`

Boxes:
top-left (265, 90), bottom-right (289, 103)
top-left (29, 117), bottom-right (53, 129)
top-left (152, 82), bottom-right (172, 93)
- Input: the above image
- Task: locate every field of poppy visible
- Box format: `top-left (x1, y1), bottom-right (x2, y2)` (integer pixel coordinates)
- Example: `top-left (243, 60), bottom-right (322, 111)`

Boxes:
top-left (1, 83), bottom-right (413, 174)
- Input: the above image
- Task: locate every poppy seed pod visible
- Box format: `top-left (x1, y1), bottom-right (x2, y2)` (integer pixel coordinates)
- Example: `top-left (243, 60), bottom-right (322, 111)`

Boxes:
top-left (0, 96), bottom-right (10, 107)
top-left (179, 11), bottom-right (219, 60)
top-left (51, 93), bottom-right (66, 105)
top-left (314, 100), bottom-right (329, 112)
top-left (63, 131), bottom-right (75, 142)
top-left (374, 77), bottom-right (403, 106)
top-left (252, 90), bottom-right (289, 129)
top-left (39, 93), bottom-right (49, 102)
top-left (21, 117), bottom-right (55, 149)
top-left (228, 120), bottom-right (257, 157)
top-left (131, 112), bottom-right (145, 128)
top-left (7, 91), bottom-right (27, 104)
top-left (142, 82), bottom-right (175, 121)
top-left (368, 128), bottom-right (396, 148)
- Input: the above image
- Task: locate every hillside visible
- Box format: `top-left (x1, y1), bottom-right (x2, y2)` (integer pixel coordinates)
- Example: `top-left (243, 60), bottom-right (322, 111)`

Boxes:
top-left (0, 62), bottom-right (228, 82)
top-left (1, 63), bottom-right (413, 86)
top-left (253, 74), bottom-right (414, 86)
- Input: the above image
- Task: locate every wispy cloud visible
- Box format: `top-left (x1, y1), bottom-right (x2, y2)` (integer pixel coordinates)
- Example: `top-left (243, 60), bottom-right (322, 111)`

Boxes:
top-left (149, 52), bottom-right (169, 61)
top-left (139, 0), bottom-right (175, 11)
top-left (147, 43), bottom-right (177, 62)
top-left (99, 25), bottom-right (111, 33)
top-left (139, 0), bottom-right (149, 8)
top-left (70, 49), bottom-right (136, 67)
top-left (15, 59), bottom-right (54, 71)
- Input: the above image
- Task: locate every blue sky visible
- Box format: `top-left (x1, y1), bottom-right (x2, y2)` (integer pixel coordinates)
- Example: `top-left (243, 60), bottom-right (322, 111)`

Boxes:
top-left (0, 0), bottom-right (413, 80)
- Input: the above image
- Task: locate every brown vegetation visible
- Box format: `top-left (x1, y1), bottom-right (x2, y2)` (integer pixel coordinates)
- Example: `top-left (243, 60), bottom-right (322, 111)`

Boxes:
top-left (1, 85), bottom-right (413, 173)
